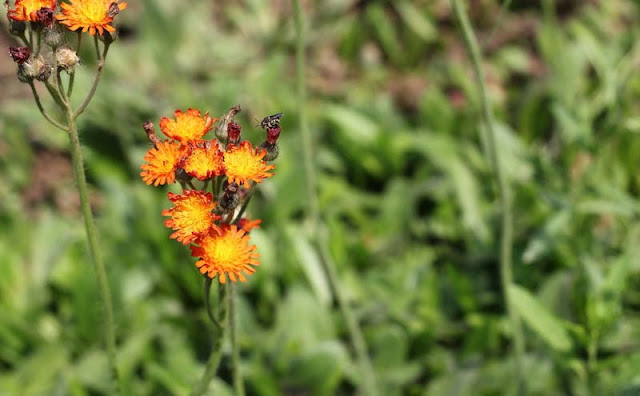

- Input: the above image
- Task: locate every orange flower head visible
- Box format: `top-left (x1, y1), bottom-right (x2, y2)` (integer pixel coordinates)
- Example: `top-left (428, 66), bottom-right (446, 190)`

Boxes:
top-left (56, 0), bottom-right (128, 36)
top-left (140, 140), bottom-right (184, 186)
top-left (180, 140), bottom-right (225, 181)
top-left (162, 191), bottom-right (220, 245)
top-left (223, 141), bottom-right (275, 188)
top-left (159, 108), bottom-right (216, 143)
top-left (237, 218), bottom-right (261, 233)
top-left (8, 0), bottom-right (56, 21)
top-left (191, 224), bottom-right (260, 283)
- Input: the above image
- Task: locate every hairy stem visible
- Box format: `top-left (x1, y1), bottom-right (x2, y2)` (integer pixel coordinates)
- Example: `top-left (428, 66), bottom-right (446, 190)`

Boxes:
top-left (450, 0), bottom-right (525, 392)
top-left (190, 284), bottom-right (228, 396)
top-left (65, 108), bottom-right (120, 394)
top-left (28, 82), bottom-right (67, 131)
top-left (229, 282), bottom-right (245, 396)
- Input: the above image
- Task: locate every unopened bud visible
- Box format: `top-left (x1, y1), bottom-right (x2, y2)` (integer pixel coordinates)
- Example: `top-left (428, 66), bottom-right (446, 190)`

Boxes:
top-left (9, 19), bottom-right (26, 36)
top-left (227, 122), bottom-right (241, 145)
top-left (34, 62), bottom-right (52, 82)
top-left (215, 104), bottom-right (241, 143)
top-left (36, 7), bottom-right (54, 27)
top-left (142, 121), bottom-right (159, 143)
top-left (266, 125), bottom-right (281, 144)
top-left (218, 182), bottom-right (241, 213)
top-left (175, 168), bottom-right (192, 187)
top-left (56, 48), bottom-right (79, 73)
top-left (9, 46), bottom-right (30, 64)
top-left (17, 64), bottom-right (33, 83)
top-left (258, 142), bottom-right (279, 161)
top-left (99, 30), bottom-right (118, 45)
top-left (44, 27), bottom-right (65, 48)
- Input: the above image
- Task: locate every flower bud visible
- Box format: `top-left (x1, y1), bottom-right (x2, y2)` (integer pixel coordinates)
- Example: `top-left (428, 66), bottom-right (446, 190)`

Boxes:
top-left (218, 182), bottom-right (241, 213)
top-left (36, 7), bottom-right (55, 28)
top-left (227, 122), bottom-right (241, 145)
top-left (99, 30), bottom-right (118, 45)
top-left (266, 125), bottom-right (281, 144)
top-left (142, 121), bottom-right (159, 143)
top-left (17, 64), bottom-right (33, 83)
top-left (56, 48), bottom-right (79, 73)
top-left (258, 142), bottom-right (279, 161)
top-left (9, 20), bottom-right (26, 36)
top-left (9, 47), bottom-right (30, 64)
top-left (34, 61), bottom-right (52, 82)
top-left (175, 168), bottom-right (192, 187)
top-left (44, 27), bottom-right (65, 48)
top-left (215, 105), bottom-right (241, 143)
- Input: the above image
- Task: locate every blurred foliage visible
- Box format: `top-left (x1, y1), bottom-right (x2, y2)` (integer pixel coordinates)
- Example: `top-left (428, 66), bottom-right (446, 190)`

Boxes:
top-left (2, 0), bottom-right (640, 395)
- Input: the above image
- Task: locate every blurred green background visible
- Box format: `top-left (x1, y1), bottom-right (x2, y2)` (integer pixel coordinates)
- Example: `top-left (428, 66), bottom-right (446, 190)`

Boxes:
top-left (2, 0), bottom-right (640, 395)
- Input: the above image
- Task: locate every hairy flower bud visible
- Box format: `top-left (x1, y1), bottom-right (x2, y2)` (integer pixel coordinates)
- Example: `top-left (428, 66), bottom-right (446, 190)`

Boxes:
top-left (99, 30), bottom-right (118, 45)
top-left (17, 64), bottom-right (33, 83)
top-left (9, 46), bottom-right (30, 64)
top-left (34, 61), bottom-right (52, 82)
top-left (218, 182), bottom-right (241, 213)
top-left (258, 142), bottom-right (279, 161)
top-left (143, 121), bottom-right (159, 143)
top-left (9, 19), bottom-right (26, 36)
top-left (44, 27), bottom-right (65, 48)
top-left (56, 48), bottom-right (79, 73)
top-left (36, 7), bottom-right (55, 27)
top-left (227, 122), bottom-right (241, 145)
top-left (107, 2), bottom-right (120, 17)
top-left (266, 125), bottom-right (281, 144)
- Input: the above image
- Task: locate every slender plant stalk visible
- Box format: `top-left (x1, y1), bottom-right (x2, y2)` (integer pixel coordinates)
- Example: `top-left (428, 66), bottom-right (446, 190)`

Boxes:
top-left (292, 0), bottom-right (318, 228)
top-left (450, 0), bottom-right (526, 392)
top-left (28, 82), bottom-right (67, 131)
top-left (484, 0), bottom-right (513, 47)
top-left (292, 1), bottom-right (378, 394)
top-left (190, 284), bottom-right (228, 396)
top-left (229, 282), bottom-right (245, 396)
top-left (318, 240), bottom-right (378, 396)
top-left (65, 108), bottom-right (119, 395)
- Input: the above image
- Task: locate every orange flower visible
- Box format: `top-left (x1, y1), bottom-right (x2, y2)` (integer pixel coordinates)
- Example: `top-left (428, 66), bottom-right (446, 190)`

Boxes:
top-left (7, 0), bottom-right (56, 22)
top-left (237, 218), bottom-right (261, 233)
top-left (140, 140), bottom-right (183, 186)
top-left (191, 224), bottom-right (260, 283)
top-left (56, 0), bottom-right (128, 36)
top-left (223, 141), bottom-right (275, 188)
top-left (162, 191), bottom-right (220, 245)
top-left (180, 140), bottom-right (225, 181)
top-left (159, 109), bottom-right (216, 143)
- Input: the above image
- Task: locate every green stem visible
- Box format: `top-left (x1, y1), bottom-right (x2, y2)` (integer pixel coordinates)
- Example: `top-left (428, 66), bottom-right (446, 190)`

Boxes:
top-left (28, 82), bottom-right (67, 131)
top-left (450, 0), bottom-right (525, 392)
top-left (190, 284), bottom-right (228, 396)
top-left (484, 0), bottom-right (513, 47)
top-left (317, 239), bottom-right (378, 396)
top-left (74, 39), bottom-right (110, 119)
top-left (229, 282), bottom-right (245, 396)
top-left (292, 0), bottom-right (319, 230)
top-left (67, 33), bottom-right (82, 98)
top-left (203, 277), bottom-right (221, 330)
top-left (65, 109), bottom-right (120, 395)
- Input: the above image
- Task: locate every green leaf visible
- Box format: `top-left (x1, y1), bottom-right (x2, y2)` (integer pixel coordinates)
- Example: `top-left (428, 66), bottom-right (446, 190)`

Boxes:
top-left (508, 284), bottom-right (572, 352)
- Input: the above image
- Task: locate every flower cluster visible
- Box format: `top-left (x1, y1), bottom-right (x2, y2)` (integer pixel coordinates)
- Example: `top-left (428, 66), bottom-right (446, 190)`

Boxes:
top-left (6, 0), bottom-right (127, 83)
top-left (141, 106), bottom-right (282, 283)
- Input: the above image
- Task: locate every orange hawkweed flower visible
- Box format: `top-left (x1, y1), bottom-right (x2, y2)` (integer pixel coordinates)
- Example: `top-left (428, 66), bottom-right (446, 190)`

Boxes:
top-left (237, 218), bottom-right (261, 233)
top-left (223, 141), bottom-right (275, 188)
top-left (140, 140), bottom-right (183, 186)
top-left (180, 140), bottom-right (225, 181)
top-left (7, 0), bottom-right (56, 22)
top-left (56, 0), bottom-right (128, 36)
top-left (159, 109), bottom-right (216, 144)
top-left (162, 191), bottom-right (220, 245)
top-left (191, 224), bottom-right (260, 283)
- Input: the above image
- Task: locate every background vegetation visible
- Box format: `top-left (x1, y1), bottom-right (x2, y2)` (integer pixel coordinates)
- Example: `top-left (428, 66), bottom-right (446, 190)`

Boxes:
top-left (2, 0), bottom-right (640, 395)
